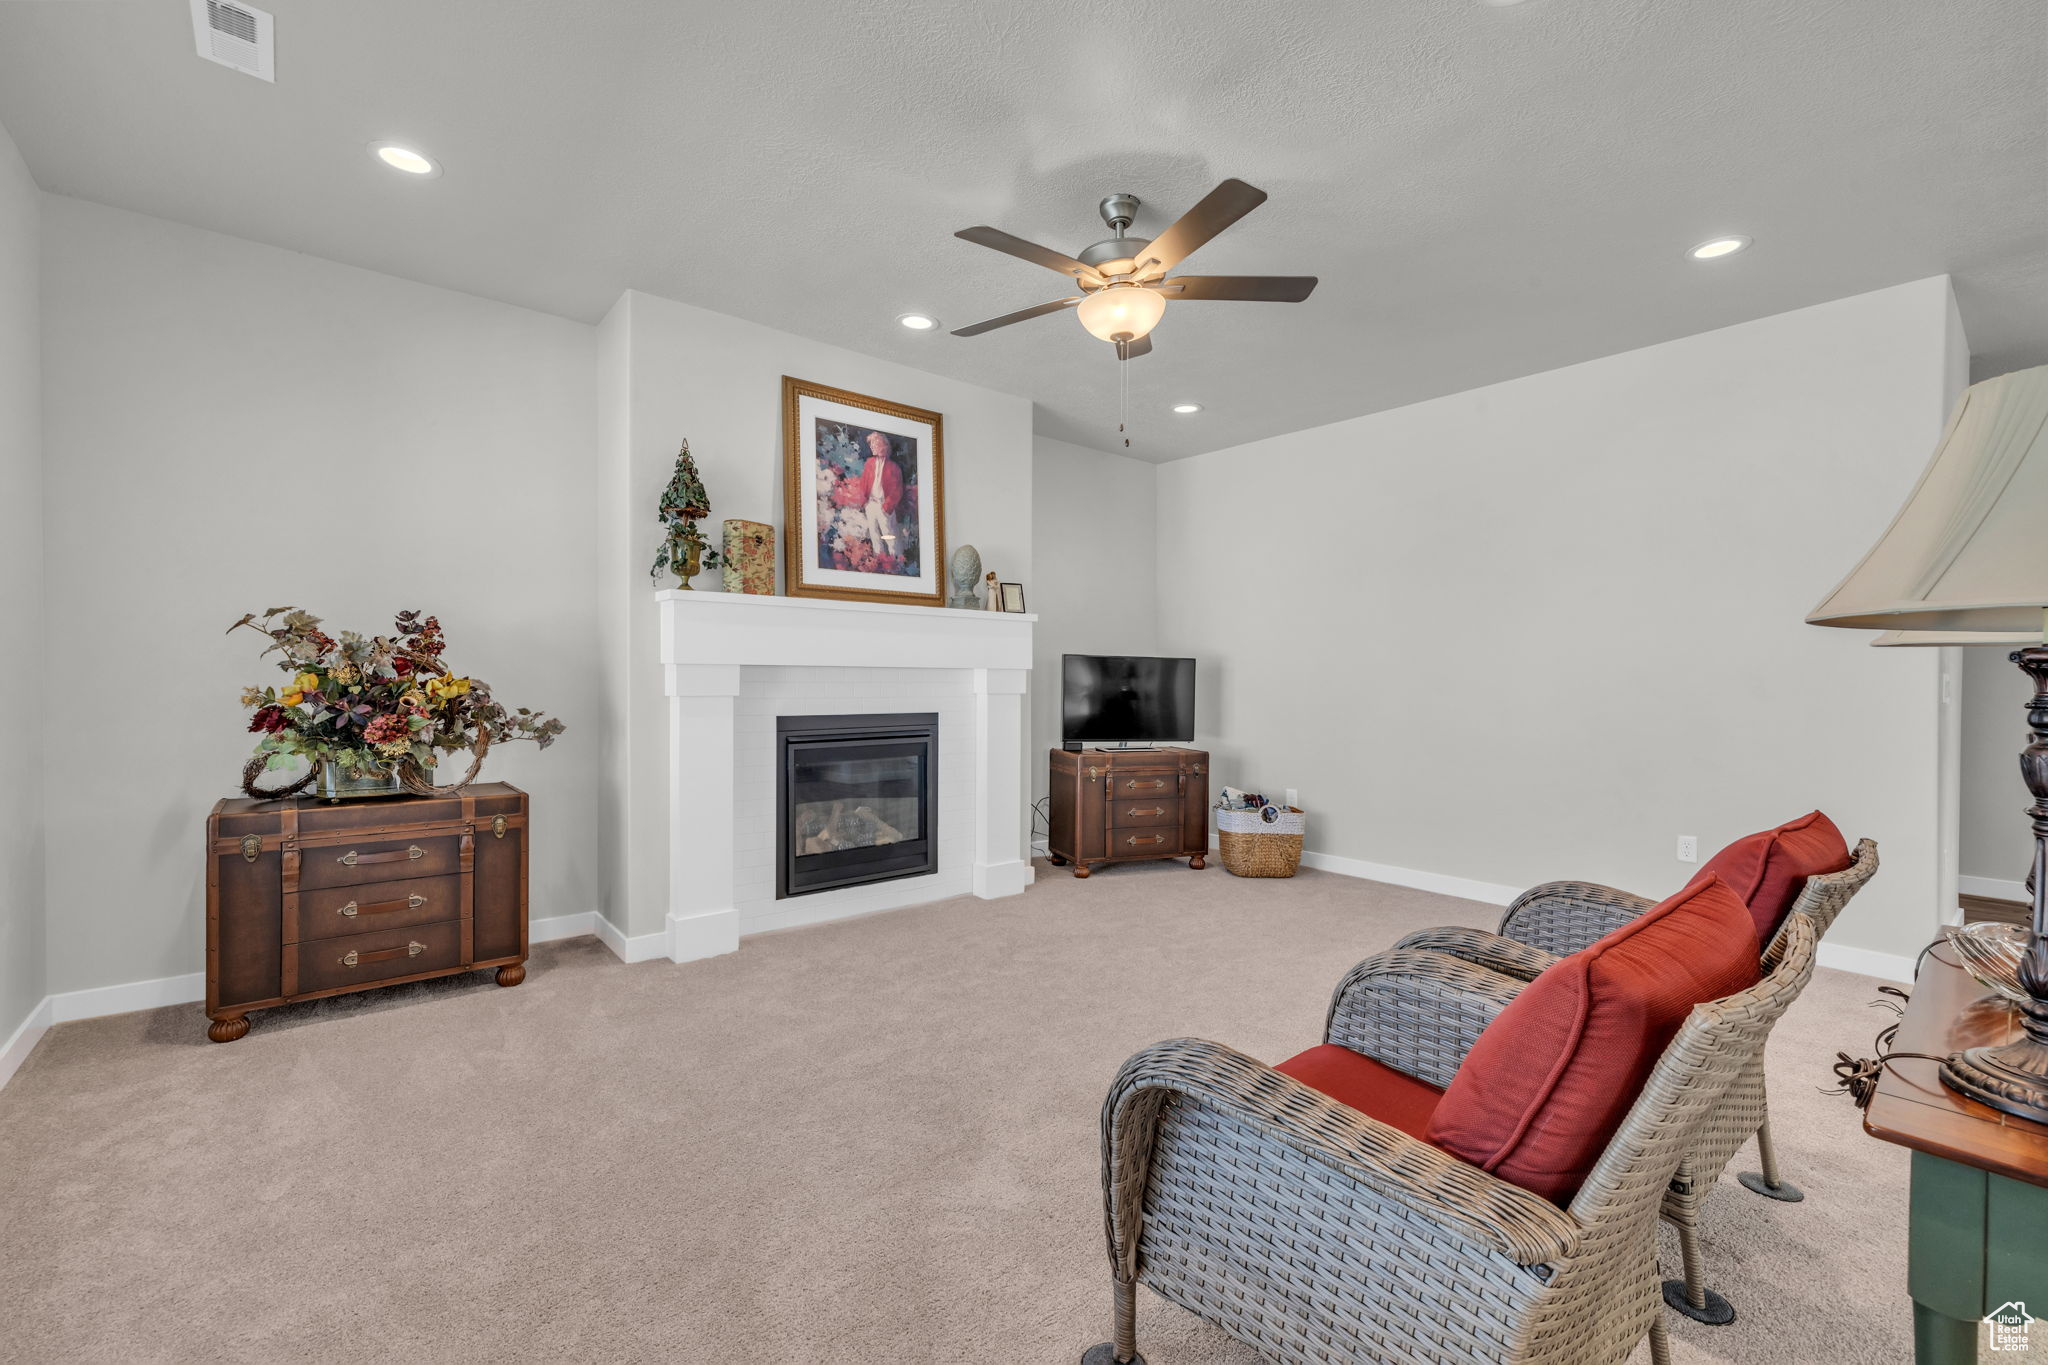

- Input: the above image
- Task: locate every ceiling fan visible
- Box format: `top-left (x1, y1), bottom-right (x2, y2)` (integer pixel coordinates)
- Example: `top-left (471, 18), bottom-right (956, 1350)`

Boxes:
top-left (951, 179), bottom-right (1317, 361)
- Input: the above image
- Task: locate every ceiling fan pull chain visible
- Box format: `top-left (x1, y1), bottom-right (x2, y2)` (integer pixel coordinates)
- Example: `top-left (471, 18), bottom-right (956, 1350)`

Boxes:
top-left (1120, 355), bottom-right (1130, 448)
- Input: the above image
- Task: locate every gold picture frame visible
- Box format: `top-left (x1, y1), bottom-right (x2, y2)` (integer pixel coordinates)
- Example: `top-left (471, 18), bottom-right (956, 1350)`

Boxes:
top-left (781, 376), bottom-right (946, 607)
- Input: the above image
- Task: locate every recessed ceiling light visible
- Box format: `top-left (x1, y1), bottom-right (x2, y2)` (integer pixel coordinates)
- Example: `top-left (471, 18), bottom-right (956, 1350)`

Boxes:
top-left (897, 312), bottom-right (940, 331)
top-left (1171, 403), bottom-right (1203, 415)
top-left (1688, 235), bottom-right (1751, 261)
top-left (370, 143), bottom-right (439, 177)
top-left (1478, 0), bottom-right (1532, 6)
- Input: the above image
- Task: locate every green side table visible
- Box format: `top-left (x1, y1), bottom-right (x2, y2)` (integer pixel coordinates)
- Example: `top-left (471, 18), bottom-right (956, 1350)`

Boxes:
top-left (1867, 947), bottom-right (2048, 1364)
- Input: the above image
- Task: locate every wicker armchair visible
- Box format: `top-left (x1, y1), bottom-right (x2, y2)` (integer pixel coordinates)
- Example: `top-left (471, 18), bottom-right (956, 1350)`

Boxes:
top-left (1390, 837), bottom-right (1878, 1323)
top-left (1086, 916), bottom-right (1818, 1365)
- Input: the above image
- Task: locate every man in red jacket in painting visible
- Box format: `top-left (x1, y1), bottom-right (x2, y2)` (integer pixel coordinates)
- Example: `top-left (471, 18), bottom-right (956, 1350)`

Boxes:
top-left (834, 430), bottom-right (909, 575)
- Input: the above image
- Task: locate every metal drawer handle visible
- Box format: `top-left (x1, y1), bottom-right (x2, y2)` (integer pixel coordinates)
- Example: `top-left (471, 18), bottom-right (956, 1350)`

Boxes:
top-left (337, 844), bottom-right (425, 867)
top-left (1125, 779), bottom-right (1167, 791)
top-left (1126, 807), bottom-right (1167, 818)
top-left (1127, 834), bottom-right (1167, 846)
top-left (339, 941), bottom-right (425, 967)
top-left (338, 894), bottom-right (427, 918)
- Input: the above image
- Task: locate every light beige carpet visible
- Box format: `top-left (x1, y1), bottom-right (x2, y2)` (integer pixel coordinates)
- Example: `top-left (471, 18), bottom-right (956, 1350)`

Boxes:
top-left (0, 860), bottom-right (1929, 1363)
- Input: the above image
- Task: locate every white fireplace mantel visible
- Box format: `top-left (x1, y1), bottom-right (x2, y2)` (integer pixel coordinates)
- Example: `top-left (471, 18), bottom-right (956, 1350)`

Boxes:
top-left (657, 589), bottom-right (1035, 962)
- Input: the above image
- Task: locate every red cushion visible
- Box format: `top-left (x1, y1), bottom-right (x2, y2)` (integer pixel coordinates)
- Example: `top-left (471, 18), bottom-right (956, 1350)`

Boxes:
top-left (1424, 874), bottom-right (1761, 1204)
top-left (1698, 811), bottom-right (1852, 943)
top-left (1275, 1044), bottom-right (1444, 1140)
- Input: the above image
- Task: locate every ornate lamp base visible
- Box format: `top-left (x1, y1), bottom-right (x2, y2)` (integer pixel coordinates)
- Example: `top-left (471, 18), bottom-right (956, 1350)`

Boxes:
top-left (1941, 1036), bottom-right (2048, 1125)
top-left (1943, 644), bottom-right (2048, 1125)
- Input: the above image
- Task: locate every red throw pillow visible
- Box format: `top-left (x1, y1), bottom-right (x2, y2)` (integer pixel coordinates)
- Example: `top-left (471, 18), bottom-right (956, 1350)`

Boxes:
top-left (1698, 811), bottom-right (1852, 944)
top-left (1425, 874), bottom-right (1760, 1204)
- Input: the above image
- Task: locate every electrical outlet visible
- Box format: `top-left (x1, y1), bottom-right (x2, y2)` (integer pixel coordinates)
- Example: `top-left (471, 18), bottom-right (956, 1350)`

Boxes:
top-left (1676, 835), bottom-right (1698, 863)
top-left (1284, 788), bottom-right (1298, 809)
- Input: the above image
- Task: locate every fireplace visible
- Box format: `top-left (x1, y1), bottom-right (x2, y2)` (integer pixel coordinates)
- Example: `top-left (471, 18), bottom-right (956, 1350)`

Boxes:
top-left (776, 713), bottom-right (938, 899)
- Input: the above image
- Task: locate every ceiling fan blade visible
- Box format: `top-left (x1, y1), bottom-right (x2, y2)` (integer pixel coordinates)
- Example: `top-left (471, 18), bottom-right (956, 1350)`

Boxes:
top-left (1116, 334), bottom-right (1153, 361)
top-left (1136, 179), bottom-right (1269, 275)
top-left (1160, 275), bottom-right (1318, 303)
top-left (950, 296), bottom-right (1084, 337)
top-left (954, 227), bottom-right (1103, 285)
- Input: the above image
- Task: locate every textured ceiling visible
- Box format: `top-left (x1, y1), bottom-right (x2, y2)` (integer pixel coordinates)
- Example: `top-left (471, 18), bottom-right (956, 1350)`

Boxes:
top-left (1, 0), bottom-right (2043, 461)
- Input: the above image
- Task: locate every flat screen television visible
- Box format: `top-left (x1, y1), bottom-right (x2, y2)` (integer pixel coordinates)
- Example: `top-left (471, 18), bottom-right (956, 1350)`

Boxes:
top-left (1062, 654), bottom-right (1196, 746)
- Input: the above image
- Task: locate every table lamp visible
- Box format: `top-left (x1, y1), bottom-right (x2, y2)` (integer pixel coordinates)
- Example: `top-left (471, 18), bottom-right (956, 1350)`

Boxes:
top-left (1808, 361), bottom-right (2048, 1120)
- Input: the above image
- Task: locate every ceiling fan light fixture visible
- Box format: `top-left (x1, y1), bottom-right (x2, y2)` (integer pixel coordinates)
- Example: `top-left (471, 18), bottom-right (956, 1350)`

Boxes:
top-left (1076, 285), bottom-right (1167, 343)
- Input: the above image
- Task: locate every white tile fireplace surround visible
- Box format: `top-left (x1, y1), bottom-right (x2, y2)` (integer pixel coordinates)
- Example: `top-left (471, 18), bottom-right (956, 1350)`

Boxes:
top-left (658, 589), bottom-right (1035, 960)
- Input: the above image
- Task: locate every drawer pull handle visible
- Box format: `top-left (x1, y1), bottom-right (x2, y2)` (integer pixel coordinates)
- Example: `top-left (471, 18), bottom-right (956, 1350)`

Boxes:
top-left (1126, 807), bottom-right (1167, 818)
top-left (338, 894), bottom-right (427, 919)
top-left (340, 941), bottom-right (426, 968)
top-left (1127, 834), bottom-right (1167, 846)
top-left (1125, 779), bottom-right (1167, 791)
top-left (338, 844), bottom-right (425, 867)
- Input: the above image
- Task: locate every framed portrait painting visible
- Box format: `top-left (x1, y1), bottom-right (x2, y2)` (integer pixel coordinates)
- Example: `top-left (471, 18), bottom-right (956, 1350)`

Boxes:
top-left (782, 376), bottom-right (945, 606)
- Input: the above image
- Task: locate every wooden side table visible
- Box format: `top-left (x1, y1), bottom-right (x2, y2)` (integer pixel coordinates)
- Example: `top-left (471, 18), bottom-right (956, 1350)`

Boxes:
top-left (1864, 942), bottom-right (2048, 1362)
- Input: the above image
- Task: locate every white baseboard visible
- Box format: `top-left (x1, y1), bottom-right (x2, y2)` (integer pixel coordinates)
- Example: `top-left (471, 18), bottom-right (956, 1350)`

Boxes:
top-left (1274, 841), bottom-right (1923, 983)
top-left (50, 971), bottom-right (205, 1023)
top-left (1816, 941), bottom-right (1919, 984)
top-left (0, 911), bottom-right (638, 1094)
top-left (0, 997), bottom-right (53, 1092)
top-left (1296, 849), bottom-right (1521, 907)
top-left (1960, 875), bottom-right (2027, 904)
top-left (530, 910), bottom-right (598, 943)
top-left (593, 911), bottom-right (671, 964)
top-left (973, 859), bottom-right (1035, 899)
top-left (1213, 834), bottom-right (1522, 905)
top-left (666, 908), bottom-right (739, 963)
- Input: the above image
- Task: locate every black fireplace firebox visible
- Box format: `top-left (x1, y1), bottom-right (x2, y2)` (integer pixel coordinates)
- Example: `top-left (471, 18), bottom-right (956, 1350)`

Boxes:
top-left (776, 713), bottom-right (938, 899)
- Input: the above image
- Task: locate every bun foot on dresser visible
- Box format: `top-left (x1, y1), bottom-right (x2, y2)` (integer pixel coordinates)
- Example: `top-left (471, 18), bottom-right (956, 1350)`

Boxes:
top-left (207, 1015), bottom-right (250, 1044)
top-left (1190, 855), bottom-right (1206, 870)
top-left (496, 964), bottom-right (526, 988)
top-left (1073, 863), bottom-right (1092, 878)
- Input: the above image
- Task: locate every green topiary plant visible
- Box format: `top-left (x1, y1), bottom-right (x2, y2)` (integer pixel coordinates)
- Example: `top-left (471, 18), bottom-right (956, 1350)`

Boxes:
top-left (649, 439), bottom-right (723, 587)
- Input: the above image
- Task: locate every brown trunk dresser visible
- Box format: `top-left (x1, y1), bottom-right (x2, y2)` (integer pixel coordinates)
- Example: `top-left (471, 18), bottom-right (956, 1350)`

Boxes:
top-left (204, 782), bottom-right (529, 1042)
top-left (1046, 746), bottom-right (1209, 877)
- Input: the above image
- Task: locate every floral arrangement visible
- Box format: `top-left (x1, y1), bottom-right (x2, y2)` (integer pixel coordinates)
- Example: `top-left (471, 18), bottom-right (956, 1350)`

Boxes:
top-left (649, 440), bottom-right (722, 583)
top-left (229, 606), bottom-right (564, 795)
top-left (813, 424), bottom-right (919, 577)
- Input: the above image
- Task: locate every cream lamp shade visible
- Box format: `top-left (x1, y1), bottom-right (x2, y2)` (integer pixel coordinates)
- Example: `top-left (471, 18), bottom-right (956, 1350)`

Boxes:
top-left (1807, 362), bottom-right (2048, 644)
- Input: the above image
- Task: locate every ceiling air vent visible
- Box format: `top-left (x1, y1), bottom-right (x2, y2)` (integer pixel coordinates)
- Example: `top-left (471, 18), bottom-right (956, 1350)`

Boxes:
top-left (189, 0), bottom-right (274, 82)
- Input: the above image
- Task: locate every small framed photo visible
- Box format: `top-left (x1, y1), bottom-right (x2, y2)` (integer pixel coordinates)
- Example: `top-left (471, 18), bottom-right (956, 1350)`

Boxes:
top-left (998, 582), bottom-right (1027, 613)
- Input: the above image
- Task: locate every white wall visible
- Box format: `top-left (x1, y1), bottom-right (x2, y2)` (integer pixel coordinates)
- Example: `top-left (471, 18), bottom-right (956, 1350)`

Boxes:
top-left (1027, 436), bottom-right (1159, 825)
top-left (1959, 645), bottom-right (2033, 893)
top-left (596, 291), bottom-right (1034, 940)
top-left (39, 196), bottom-right (600, 995)
top-left (1156, 278), bottom-right (1963, 967)
top-left (0, 120), bottom-right (44, 1050)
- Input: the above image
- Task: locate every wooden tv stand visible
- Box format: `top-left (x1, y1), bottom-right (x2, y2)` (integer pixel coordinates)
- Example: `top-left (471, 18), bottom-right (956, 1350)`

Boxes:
top-left (1046, 746), bottom-right (1209, 878)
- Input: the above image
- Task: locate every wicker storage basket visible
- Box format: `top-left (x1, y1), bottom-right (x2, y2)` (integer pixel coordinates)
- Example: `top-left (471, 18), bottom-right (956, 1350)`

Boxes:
top-left (1215, 804), bottom-right (1306, 878)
